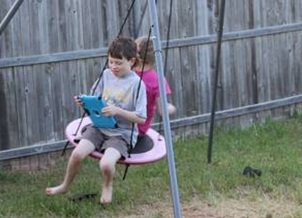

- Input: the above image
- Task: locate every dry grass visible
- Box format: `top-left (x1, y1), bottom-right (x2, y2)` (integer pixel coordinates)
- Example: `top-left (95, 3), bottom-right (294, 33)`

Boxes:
top-left (118, 195), bottom-right (301, 218)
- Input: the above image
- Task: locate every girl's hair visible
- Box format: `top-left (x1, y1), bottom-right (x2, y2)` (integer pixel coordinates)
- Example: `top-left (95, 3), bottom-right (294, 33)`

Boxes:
top-left (108, 37), bottom-right (137, 60)
top-left (136, 36), bottom-right (155, 66)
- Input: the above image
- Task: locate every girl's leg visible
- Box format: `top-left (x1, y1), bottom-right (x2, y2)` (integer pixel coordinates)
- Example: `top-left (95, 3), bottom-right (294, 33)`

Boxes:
top-left (99, 147), bottom-right (121, 203)
top-left (45, 139), bottom-right (95, 195)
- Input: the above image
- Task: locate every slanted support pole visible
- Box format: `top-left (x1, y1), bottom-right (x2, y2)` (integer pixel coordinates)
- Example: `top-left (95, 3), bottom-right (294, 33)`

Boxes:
top-left (0, 0), bottom-right (25, 35)
top-left (148, 0), bottom-right (183, 217)
top-left (207, 0), bottom-right (226, 164)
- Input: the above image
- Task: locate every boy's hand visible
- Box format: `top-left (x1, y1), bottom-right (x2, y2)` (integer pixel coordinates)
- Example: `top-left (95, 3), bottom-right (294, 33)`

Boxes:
top-left (74, 96), bottom-right (83, 107)
top-left (102, 104), bottom-right (120, 116)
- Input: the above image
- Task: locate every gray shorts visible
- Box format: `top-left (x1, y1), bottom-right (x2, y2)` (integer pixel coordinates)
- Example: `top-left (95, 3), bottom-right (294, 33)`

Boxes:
top-left (81, 125), bottom-right (129, 159)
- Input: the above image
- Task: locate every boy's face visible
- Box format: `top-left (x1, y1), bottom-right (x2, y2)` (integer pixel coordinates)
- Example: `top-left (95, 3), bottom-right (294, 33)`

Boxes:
top-left (108, 55), bottom-right (135, 77)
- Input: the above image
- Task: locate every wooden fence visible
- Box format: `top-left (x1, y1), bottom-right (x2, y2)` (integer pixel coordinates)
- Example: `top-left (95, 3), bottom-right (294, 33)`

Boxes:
top-left (0, 0), bottom-right (302, 165)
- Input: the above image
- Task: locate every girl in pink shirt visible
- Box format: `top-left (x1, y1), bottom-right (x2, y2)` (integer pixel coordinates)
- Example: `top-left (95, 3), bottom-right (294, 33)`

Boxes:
top-left (134, 36), bottom-right (176, 136)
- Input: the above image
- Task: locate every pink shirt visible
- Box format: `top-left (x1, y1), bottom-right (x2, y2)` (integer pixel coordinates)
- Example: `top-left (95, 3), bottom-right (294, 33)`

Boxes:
top-left (136, 69), bottom-right (172, 135)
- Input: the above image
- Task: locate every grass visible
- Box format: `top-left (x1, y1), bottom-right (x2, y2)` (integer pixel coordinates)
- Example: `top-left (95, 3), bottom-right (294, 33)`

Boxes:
top-left (1, 115), bottom-right (302, 217)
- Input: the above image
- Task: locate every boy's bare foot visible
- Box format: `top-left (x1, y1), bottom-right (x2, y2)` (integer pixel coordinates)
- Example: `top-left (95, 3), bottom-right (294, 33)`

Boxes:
top-left (45, 185), bottom-right (68, 196)
top-left (100, 185), bottom-right (112, 204)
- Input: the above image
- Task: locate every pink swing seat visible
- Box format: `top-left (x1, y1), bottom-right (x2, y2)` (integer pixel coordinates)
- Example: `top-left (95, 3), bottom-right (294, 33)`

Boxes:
top-left (65, 117), bottom-right (166, 165)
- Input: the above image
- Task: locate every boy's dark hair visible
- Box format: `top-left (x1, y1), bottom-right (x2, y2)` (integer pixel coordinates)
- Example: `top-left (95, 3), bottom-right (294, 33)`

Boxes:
top-left (108, 37), bottom-right (137, 60)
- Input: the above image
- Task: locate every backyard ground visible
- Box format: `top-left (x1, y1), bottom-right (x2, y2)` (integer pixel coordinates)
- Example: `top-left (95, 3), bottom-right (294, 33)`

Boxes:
top-left (127, 195), bottom-right (301, 218)
top-left (1, 116), bottom-right (302, 217)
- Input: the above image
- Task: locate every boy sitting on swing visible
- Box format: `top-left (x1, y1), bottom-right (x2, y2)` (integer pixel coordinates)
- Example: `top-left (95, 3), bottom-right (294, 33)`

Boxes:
top-left (45, 37), bottom-right (147, 204)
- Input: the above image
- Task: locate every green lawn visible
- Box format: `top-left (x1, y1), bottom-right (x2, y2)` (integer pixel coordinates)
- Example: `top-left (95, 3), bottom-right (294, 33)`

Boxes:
top-left (1, 115), bottom-right (302, 217)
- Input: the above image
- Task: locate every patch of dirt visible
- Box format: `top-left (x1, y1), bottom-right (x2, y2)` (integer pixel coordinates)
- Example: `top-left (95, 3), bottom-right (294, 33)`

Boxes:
top-left (120, 196), bottom-right (301, 218)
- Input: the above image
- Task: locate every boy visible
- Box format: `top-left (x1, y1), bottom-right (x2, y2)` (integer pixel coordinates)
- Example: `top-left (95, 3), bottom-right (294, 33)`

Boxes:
top-left (45, 37), bottom-right (147, 204)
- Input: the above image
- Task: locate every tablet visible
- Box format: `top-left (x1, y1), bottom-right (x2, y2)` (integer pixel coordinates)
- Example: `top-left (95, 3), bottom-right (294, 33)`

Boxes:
top-left (78, 95), bottom-right (117, 128)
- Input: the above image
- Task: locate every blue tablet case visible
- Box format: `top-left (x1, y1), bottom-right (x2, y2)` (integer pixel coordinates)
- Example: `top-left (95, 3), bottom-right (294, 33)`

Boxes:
top-left (78, 95), bottom-right (117, 128)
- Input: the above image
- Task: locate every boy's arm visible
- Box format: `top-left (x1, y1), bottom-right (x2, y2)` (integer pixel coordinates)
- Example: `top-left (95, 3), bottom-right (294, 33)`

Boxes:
top-left (102, 105), bottom-right (146, 124)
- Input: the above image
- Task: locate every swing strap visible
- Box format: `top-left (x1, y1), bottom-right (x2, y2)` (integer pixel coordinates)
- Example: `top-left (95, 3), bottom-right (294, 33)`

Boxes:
top-left (122, 164), bottom-right (130, 180)
top-left (122, 28), bottom-right (153, 180)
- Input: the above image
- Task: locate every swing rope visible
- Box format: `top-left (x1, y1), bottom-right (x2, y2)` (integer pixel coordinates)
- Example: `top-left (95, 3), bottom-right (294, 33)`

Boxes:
top-left (122, 27), bottom-right (153, 180)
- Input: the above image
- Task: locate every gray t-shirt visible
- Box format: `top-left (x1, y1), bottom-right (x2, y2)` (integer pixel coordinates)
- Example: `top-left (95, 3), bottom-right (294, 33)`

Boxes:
top-left (90, 68), bottom-right (147, 146)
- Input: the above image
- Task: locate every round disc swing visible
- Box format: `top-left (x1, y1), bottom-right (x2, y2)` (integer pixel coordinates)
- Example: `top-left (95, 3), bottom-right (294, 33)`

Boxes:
top-left (65, 117), bottom-right (166, 165)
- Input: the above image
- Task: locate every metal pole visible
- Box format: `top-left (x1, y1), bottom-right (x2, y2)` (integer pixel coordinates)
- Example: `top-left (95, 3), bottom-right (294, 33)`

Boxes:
top-left (0, 0), bottom-right (25, 35)
top-left (133, 0), bottom-right (140, 38)
top-left (147, 0), bottom-right (182, 217)
top-left (207, 0), bottom-right (226, 164)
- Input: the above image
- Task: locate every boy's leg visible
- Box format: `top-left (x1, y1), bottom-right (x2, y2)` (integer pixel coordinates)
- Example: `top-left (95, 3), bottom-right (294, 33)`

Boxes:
top-left (45, 139), bottom-right (95, 195)
top-left (99, 147), bottom-right (121, 203)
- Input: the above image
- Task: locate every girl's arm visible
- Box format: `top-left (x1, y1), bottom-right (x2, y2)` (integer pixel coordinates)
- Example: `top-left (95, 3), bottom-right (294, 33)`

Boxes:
top-left (156, 97), bottom-right (176, 116)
